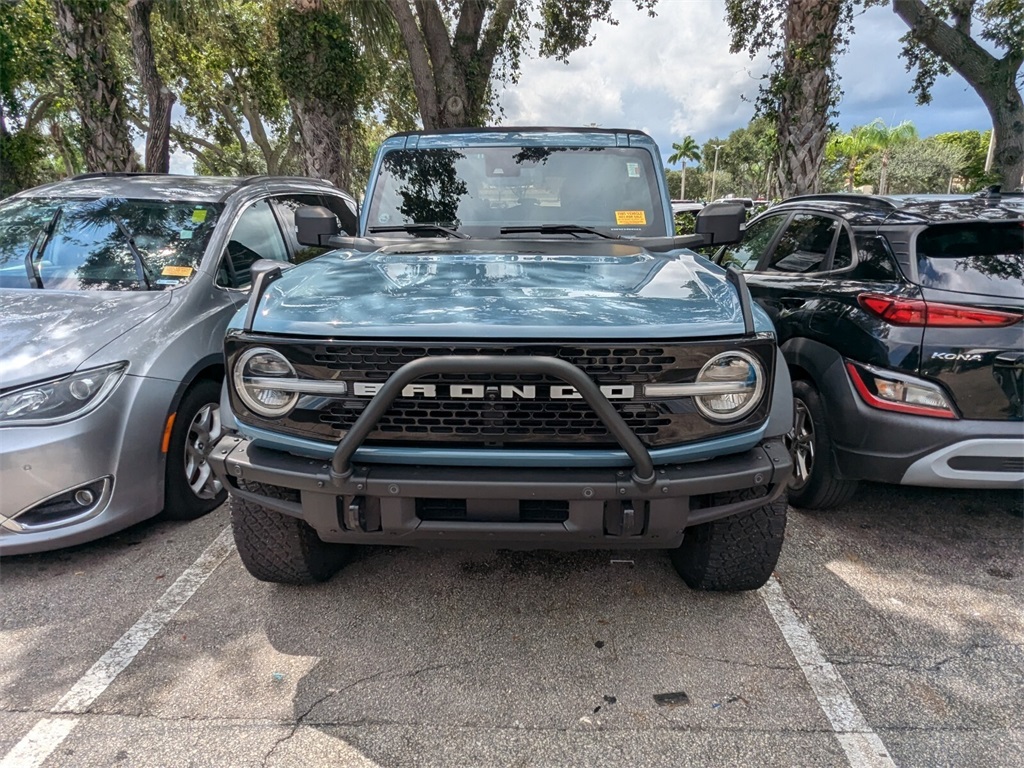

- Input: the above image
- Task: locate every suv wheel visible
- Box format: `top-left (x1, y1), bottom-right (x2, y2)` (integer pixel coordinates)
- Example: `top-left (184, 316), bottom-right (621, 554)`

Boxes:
top-left (163, 379), bottom-right (227, 520)
top-left (786, 379), bottom-right (858, 509)
top-left (670, 489), bottom-right (787, 591)
top-left (231, 482), bottom-right (350, 584)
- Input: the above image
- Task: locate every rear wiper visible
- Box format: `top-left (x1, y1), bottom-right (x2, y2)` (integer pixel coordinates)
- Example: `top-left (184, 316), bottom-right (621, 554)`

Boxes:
top-left (110, 213), bottom-right (153, 289)
top-left (368, 223), bottom-right (468, 239)
top-left (499, 224), bottom-right (619, 240)
top-left (23, 208), bottom-right (62, 289)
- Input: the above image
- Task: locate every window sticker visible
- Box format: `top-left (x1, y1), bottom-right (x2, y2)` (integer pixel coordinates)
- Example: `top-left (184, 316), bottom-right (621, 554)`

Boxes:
top-left (161, 265), bottom-right (194, 278)
top-left (192, 208), bottom-right (208, 224)
top-left (626, 162), bottom-right (640, 178)
top-left (615, 210), bottom-right (647, 226)
top-left (179, 229), bottom-right (194, 240)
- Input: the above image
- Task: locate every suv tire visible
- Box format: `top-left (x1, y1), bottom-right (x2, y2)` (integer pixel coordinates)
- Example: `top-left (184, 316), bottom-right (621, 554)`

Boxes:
top-left (670, 489), bottom-right (787, 591)
top-left (787, 379), bottom-right (858, 509)
top-left (163, 379), bottom-right (227, 521)
top-left (231, 483), bottom-right (350, 584)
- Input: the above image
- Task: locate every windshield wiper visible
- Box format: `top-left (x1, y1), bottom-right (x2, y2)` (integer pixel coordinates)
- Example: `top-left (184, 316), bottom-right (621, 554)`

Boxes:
top-left (23, 208), bottom-right (62, 289)
top-left (110, 213), bottom-right (153, 289)
top-left (368, 223), bottom-right (468, 239)
top-left (499, 224), bottom-right (619, 240)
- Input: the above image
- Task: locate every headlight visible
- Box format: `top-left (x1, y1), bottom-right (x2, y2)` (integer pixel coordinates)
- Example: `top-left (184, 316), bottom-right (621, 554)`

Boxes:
top-left (693, 351), bottom-right (765, 422)
top-left (0, 363), bottom-right (127, 426)
top-left (233, 347), bottom-right (299, 418)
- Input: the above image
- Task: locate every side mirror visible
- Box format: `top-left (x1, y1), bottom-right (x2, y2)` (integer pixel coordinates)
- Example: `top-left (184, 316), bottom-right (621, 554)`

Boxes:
top-left (695, 201), bottom-right (746, 246)
top-left (296, 205), bottom-right (340, 246)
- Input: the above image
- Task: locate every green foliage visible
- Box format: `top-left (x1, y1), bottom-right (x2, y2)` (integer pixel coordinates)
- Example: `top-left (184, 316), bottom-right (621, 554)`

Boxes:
top-left (537, 0), bottom-right (657, 62)
top-left (932, 129), bottom-right (999, 190)
top-left (276, 4), bottom-right (365, 111)
top-left (860, 136), bottom-right (969, 193)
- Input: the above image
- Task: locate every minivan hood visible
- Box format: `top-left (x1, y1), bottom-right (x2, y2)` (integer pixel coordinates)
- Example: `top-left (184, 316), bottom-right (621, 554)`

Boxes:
top-left (243, 241), bottom-right (762, 340)
top-left (0, 290), bottom-right (171, 389)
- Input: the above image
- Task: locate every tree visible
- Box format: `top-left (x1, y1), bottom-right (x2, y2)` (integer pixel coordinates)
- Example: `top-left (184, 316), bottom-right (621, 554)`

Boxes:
top-left (383, 0), bottom-right (657, 129)
top-left (932, 129), bottom-right (995, 190)
top-left (829, 122), bottom-right (883, 191)
top-left (894, 0), bottom-right (1024, 190)
top-left (667, 135), bottom-right (700, 199)
top-left (726, 0), bottom-right (883, 197)
top-left (859, 118), bottom-right (917, 194)
top-left (861, 135), bottom-right (968, 193)
top-left (50, 0), bottom-right (136, 172)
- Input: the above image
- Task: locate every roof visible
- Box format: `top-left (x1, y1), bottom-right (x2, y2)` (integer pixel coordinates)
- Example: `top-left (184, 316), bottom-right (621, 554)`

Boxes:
top-left (13, 173), bottom-right (340, 204)
top-left (767, 192), bottom-right (1024, 227)
top-left (389, 126), bottom-right (652, 138)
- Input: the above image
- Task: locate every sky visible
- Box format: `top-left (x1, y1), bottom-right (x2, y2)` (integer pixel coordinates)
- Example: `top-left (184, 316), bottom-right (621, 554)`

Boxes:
top-left (168, 0), bottom-right (994, 175)
top-left (499, 0), bottom-right (993, 166)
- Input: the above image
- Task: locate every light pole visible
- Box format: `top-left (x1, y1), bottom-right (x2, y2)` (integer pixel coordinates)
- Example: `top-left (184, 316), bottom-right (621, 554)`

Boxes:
top-left (709, 144), bottom-right (725, 201)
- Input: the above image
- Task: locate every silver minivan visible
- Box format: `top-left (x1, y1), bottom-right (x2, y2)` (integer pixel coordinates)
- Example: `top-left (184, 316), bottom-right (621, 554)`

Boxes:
top-left (0, 173), bottom-right (357, 554)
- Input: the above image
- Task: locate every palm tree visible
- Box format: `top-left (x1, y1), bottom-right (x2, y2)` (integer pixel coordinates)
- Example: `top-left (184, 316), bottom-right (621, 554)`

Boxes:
top-left (829, 124), bottom-right (879, 192)
top-left (860, 119), bottom-right (918, 195)
top-left (667, 136), bottom-right (700, 199)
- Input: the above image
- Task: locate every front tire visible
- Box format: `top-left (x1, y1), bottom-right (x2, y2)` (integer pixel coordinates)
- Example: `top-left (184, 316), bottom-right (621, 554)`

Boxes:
top-left (670, 489), bottom-right (788, 591)
top-left (163, 379), bottom-right (227, 521)
top-left (231, 482), bottom-right (350, 584)
top-left (786, 379), bottom-right (858, 510)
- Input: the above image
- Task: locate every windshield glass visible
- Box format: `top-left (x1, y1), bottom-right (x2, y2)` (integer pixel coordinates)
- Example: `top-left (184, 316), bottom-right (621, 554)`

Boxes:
top-left (367, 145), bottom-right (667, 238)
top-left (0, 197), bottom-right (222, 291)
top-left (915, 222), bottom-right (1024, 299)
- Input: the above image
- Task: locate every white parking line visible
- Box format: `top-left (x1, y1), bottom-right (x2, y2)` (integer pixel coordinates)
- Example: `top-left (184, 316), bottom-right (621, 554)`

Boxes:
top-left (0, 527), bottom-right (236, 768)
top-left (760, 575), bottom-right (896, 768)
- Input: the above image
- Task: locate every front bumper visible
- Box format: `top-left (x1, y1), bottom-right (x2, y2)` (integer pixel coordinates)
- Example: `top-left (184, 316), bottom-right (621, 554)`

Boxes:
top-left (0, 375), bottom-right (174, 555)
top-left (211, 435), bottom-right (792, 549)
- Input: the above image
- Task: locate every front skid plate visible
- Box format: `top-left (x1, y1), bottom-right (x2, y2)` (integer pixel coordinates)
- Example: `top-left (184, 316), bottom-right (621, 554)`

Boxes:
top-left (211, 436), bottom-right (792, 548)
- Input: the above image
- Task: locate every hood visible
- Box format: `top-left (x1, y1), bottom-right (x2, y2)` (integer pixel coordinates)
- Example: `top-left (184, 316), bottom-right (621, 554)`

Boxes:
top-left (244, 241), bottom-right (758, 340)
top-left (0, 290), bottom-right (171, 389)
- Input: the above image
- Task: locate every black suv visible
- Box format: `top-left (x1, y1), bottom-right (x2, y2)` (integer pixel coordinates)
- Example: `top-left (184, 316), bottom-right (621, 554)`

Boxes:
top-left (715, 191), bottom-right (1023, 508)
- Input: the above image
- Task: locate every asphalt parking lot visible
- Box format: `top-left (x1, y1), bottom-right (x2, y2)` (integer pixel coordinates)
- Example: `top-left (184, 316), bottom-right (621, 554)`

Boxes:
top-left (1, 483), bottom-right (1021, 768)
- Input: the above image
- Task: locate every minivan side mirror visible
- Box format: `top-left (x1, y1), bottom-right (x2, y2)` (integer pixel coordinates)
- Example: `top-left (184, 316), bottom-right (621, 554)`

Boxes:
top-left (296, 205), bottom-right (340, 246)
top-left (694, 201), bottom-right (746, 246)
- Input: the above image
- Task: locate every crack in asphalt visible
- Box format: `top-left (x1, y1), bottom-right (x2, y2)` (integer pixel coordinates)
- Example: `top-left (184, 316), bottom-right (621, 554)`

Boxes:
top-left (665, 651), bottom-right (797, 671)
top-left (831, 641), bottom-right (1022, 673)
top-left (259, 662), bottom-right (469, 767)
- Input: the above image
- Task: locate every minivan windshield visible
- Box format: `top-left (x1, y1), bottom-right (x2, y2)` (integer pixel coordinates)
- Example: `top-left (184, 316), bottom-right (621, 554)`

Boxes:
top-left (915, 222), bottom-right (1024, 299)
top-left (0, 197), bottom-right (222, 291)
top-left (366, 145), bottom-right (667, 239)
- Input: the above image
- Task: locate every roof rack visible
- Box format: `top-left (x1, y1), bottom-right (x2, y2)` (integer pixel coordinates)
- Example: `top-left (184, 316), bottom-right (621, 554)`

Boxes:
top-left (779, 192), bottom-right (899, 209)
top-left (235, 175), bottom-right (336, 188)
top-left (71, 171), bottom-right (175, 181)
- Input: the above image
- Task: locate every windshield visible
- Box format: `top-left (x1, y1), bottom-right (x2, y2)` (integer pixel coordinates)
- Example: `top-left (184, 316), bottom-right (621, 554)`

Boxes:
top-left (367, 145), bottom-right (667, 238)
top-left (915, 222), bottom-right (1024, 299)
top-left (0, 197), bottom-right (222, 291)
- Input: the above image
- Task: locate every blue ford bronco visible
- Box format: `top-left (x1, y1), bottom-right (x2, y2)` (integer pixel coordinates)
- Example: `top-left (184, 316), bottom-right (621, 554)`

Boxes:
top-left (210, 128), bottom-right (794, 591)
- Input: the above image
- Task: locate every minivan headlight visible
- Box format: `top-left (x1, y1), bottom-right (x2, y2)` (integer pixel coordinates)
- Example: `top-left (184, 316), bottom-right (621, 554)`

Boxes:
top-left (0, 363), bottom-right (127, 426)
top-left (233, 347), bottom-right (299, 418)
top-left (693, 351), bottom-right (765, 422)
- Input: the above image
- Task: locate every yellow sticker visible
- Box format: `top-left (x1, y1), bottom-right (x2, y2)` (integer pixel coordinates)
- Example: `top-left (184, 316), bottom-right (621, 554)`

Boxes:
top-left (191, 208), bottom-right (208, 223)
top-left (161, 265), bottom-right (194, 278)
top-left (615, 210), bottom-right (647, 226)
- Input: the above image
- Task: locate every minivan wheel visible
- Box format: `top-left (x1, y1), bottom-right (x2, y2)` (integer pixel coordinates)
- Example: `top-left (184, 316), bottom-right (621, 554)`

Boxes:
top-left (231, 482), bottom-right (351, 584)
top-left (670, 489), bottom-right (788, 591)
top-left (163, 379), bottom-right (227, 521)
top-left (786, 379), bottom-right (858, 510)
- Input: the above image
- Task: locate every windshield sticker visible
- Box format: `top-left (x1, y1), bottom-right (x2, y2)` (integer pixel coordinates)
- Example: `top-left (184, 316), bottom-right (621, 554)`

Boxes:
top-left (626, 162), bottom-right (640, 178)
top-left (191, 208), bottom-right (208, 224)
top-left (615, 210), bottom-right (647, 226)
top-left (162, 265), bottom-right (194, 278)
top-left (179, 229), bottom-right (194, 240)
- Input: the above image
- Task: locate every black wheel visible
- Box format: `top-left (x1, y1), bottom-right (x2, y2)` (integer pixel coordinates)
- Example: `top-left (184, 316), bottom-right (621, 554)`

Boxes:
top-left (231, 482), bottom-right (350, 584)
top-left (670, 489), bottom-right (788, 591)
top-left (163, 379), bottom-right (227, 521)
top-left (786, 379), bottom-right (858, 509)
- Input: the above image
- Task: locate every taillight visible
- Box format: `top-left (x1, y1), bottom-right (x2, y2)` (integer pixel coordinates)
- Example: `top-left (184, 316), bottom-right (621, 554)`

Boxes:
top-left (858, 293), bottom-right (1023, 327)
top-left (846, 362), bottom-right (957, 419)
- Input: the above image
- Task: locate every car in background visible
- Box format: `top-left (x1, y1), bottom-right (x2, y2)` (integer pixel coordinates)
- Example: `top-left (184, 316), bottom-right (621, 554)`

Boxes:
top-left (714, 190), bottom-right (1023, 508)
top-left (0, 172), bottom-right (357, 554)
top-left (671, 199), bottom-right (705, 216)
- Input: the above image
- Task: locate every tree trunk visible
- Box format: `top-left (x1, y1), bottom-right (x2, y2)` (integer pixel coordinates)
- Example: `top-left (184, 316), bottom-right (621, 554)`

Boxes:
top-left (288, 95), bottom-right (350, 188)
top-left (680, 165), bottom-right (686, 199)
top-left (126, 0), bottom-right (174, 173)
top-left (775, 0), bottom-right (843, 197)
top-left (893, 0), bottom-right (1024, 190)
top-left (51, 0), bottom-right (136, 173)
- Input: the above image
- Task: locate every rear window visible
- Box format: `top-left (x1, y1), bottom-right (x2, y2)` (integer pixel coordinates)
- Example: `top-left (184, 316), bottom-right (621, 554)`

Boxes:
top-left (915, 222), bottom-right (1024, 299)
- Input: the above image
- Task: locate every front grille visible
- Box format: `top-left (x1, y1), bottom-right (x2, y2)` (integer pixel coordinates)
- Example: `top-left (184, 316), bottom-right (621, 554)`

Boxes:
top-left (228, 337), bottom-right (775, 449)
